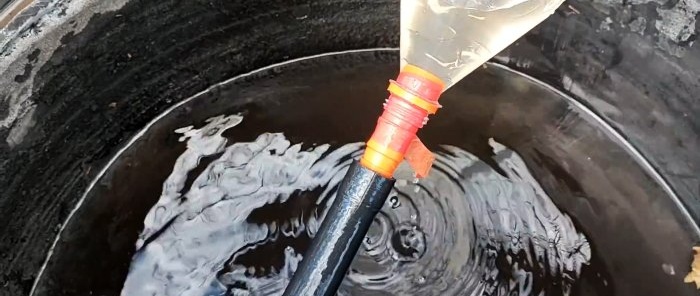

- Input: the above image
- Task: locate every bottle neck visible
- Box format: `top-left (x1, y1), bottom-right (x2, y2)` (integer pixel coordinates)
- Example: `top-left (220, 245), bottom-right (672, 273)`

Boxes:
top-left (360, 64), bottom-right (444, 178)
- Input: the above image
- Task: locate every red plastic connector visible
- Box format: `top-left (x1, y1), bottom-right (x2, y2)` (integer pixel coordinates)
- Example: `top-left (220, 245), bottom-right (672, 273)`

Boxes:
top-left (360, 64), bottom-right (445, 178)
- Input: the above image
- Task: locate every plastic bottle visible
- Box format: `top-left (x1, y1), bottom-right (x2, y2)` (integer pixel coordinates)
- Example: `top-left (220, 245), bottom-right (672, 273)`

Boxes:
top-left (361, 0), bottom-right (564, 178)
top-left (401, 0), bottom-right (565, 88)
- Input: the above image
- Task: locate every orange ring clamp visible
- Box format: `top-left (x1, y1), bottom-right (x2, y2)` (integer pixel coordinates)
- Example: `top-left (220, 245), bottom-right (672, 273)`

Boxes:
top-left (360, 64), bottom-right (445, 178)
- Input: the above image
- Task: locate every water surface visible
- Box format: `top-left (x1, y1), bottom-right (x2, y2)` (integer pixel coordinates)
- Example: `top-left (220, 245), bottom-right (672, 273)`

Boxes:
top-left (121, 113), bottom-right (591, 296)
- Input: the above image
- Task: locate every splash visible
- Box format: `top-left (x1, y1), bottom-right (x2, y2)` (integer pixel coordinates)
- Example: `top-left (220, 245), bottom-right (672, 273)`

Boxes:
top-left (121, 115), bottom-right (591, 296)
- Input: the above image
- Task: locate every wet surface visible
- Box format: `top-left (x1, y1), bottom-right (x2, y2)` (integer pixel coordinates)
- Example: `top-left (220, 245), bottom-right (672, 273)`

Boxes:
top-left (3, 1), bottom-right (700, 295)
top-left (120, 118), bottom-right (590, 296)
top-left (30, 50), bottom-right (698, 295)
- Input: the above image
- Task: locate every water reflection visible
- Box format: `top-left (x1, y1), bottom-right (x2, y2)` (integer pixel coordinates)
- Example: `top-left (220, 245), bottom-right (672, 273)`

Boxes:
top-left (121, 114), bottom-right (590, 296)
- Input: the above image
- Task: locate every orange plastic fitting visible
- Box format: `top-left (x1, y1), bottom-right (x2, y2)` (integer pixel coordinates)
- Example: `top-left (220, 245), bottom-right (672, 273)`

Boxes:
top-left (360, 64), bottom-right (445, 178)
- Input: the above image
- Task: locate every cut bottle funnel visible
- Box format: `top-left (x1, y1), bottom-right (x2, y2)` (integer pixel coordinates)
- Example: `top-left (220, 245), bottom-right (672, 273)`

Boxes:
top-left (401, 0), bottom-right (565, 89)
top-left (361, 0), bottom-right (564, 178)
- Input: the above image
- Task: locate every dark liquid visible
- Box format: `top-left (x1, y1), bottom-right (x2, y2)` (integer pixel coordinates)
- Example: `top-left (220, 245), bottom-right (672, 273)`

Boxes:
top-left (35, 50), bottom-right (695, 296)
top-left (118, 51), bottom-right (603, 296)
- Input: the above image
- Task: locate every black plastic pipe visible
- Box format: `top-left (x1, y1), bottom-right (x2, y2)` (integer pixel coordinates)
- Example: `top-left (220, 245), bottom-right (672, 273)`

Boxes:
top-left (283, 161), bottom-right (395, 296)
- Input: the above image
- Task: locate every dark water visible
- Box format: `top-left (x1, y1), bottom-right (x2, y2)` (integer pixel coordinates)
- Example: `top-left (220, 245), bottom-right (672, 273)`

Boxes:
top-left (114, 52), bottom-right (596, 295)
top-left (34, 50), bottom-right (636, 296)
top-left (120, 117), bottom-right (592, 296)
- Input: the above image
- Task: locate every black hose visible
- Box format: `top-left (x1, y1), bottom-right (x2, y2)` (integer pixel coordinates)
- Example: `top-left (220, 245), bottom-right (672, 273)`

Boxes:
top-left (283, 161), bottom-right (394, 296)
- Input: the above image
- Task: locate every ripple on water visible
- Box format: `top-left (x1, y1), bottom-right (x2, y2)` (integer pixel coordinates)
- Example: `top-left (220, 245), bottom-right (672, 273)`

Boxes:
top-left (121, 114), bottom-right (591, 296)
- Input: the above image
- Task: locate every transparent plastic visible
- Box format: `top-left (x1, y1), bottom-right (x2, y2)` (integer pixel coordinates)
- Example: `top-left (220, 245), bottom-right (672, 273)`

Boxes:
top-left (401, 0), bottom-right (565, 89)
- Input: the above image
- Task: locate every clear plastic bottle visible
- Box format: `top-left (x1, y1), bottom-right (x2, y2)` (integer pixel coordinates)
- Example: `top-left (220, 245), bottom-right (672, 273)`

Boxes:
top-left (401, 0), bottom-right (564, 89)
top-left (360, 0), bottom-right (564, 179)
